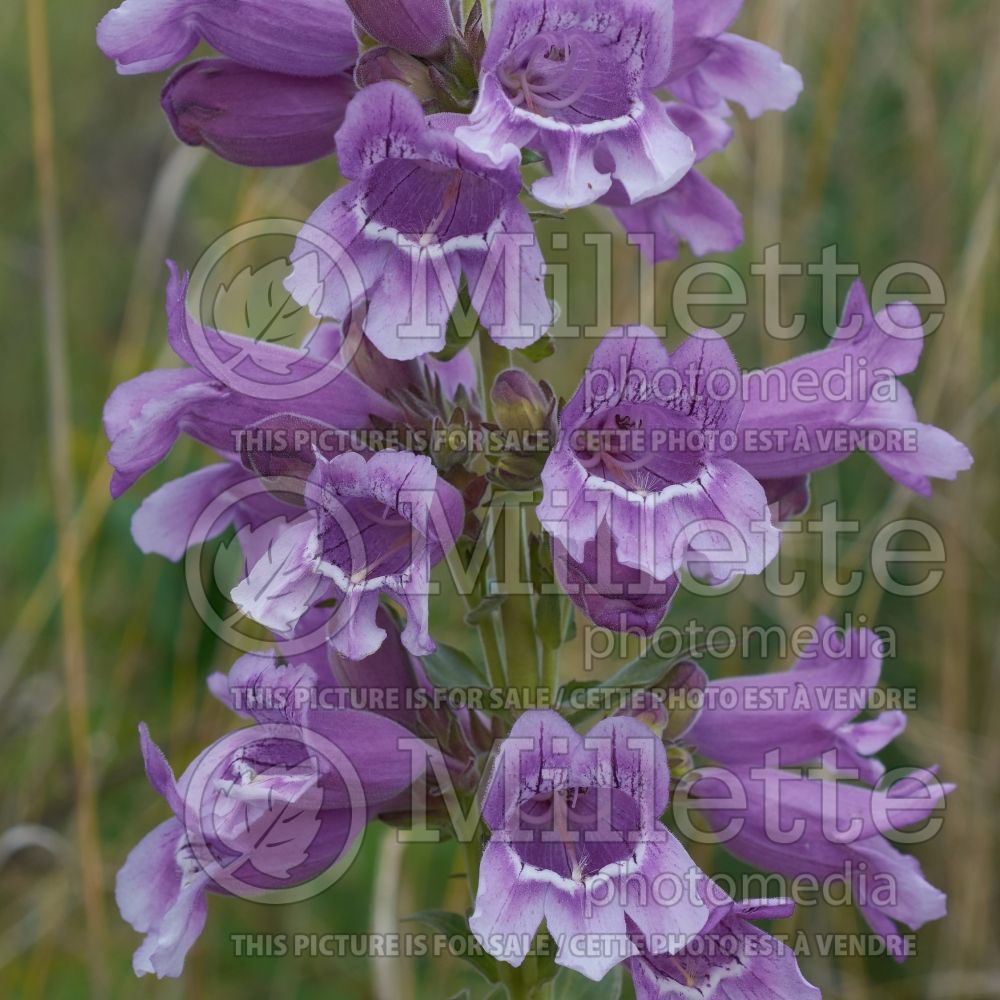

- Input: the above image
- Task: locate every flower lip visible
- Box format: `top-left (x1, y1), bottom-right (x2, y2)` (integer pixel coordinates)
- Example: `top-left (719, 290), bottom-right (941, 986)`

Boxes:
top-left (314, 493), bottom-right (421, 592)
top-left (572, 404), bottom-right (706, 493)
top-left (362, 157), bottom-right (509, 245)
top-left (508, 785), bottom-right (645, 881)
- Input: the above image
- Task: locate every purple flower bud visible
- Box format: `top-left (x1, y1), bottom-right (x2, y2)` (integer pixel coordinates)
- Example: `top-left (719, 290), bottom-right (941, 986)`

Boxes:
top-left (490, 368), bottom-right (554, 433)
top-left (161, 59), bottom-right (355, 168)
top-left (346, 0), bottom-right (456, 57)
top-left (354, 45), bottom-right (435, 101)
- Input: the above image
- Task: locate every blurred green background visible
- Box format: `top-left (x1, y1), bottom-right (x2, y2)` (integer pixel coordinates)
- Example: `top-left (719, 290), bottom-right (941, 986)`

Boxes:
top-left (2, 0), bottom-right (998, 997)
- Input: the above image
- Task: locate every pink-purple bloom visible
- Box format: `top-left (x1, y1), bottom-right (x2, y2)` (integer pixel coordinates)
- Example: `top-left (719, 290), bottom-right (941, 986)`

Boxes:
top-left (627, 897), bottom-right (821, 999)
top-left (116, 654), bottom-right (416, 978)
top-left (686, 765), bottom-right (952, 961)
top-left (687, 617), bottom-right (906, 785)
top-left (470, 710), bottom-right (711, 981)
top-left (97, 0), bottom-right (358, 77)
top-left (233, 449), bottom-right (465, 659)
top-left (287, 82), bottom-right (553, 359)
top-left (456, 0), bottom-right (696, 210)
top-left (160, 59), bottom-right (356, 167)
top-left (538, 325), bottom-right (782, 632)
top-left (731, 281), bottom-right (974, 497)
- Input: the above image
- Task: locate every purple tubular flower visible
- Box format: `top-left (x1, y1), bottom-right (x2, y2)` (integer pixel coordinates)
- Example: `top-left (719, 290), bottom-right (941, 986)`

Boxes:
top-left (103, 262), bottom-right (398, 498)
top-left (666, 0), bottom-right (803, 119)
top-left (627, 897), bottom-right (821, 999)
top-left (117, 663), bottom-right (416, 978)
top-left (552, 530), bottom-right (680, 636)
top-left (688, 766), bottom-right (953, 960)
top-left (286, 83), bottom-right (552, 359)
top-left (470, 710), bottom-right (711, 981)
top-left (687, 617), bottom-right (906, 784)
top-left (538, 326), bottom-right (780, 611)
top-left (732, 282), bottom-right (974, 496)
top-left (455, 0), bottom-right (696, 210)
top-left (606, 104), bottom-right (743, 263)
top-left (232, 450), bottom-right (465, 659)
top-left (161, 59), bottom-right (356, 168)
top-left (346, 0), bottom-right (456, 57)
top-left (97, 0), bottom-right (359, 76)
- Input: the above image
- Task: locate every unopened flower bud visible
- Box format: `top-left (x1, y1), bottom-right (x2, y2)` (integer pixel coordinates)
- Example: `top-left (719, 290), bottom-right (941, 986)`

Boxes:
top-left (354, 46), bottom-right (435, 102)
top-left (490, 369), bottom-right (554, 433)
top-left (161, 59), bottom-right (354, 167)
top-left (346, 0), bottom-right (456, 58)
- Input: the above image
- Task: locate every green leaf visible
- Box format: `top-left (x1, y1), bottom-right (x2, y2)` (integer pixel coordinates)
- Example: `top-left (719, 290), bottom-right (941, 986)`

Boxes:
top-left (420, 642), bottom-right (489, 689)
top-left (464, 593), bottom-right (507, 626)
top-left (599, 650), bottom-right (678, 690)
top-left (520, 148), bottom-right (545, 165)
top-left (514, 336), bottom-right (556, 364)
top-left (211, 259), bottom-right (309, 349)
top-left (551, 965), bottom-right (623, 999)
top-left (536, 592), bottom-right (564, 651)
top-left (403, 910), bottom-right (500, 983)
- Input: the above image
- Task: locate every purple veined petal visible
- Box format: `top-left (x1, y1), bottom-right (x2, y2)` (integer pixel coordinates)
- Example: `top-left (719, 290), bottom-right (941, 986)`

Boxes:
top-left (732, 282), bottom-right (973, 492)
top-left (334, 82), bottom-right (431, 180)
top-left (362, 245), bottom-right (463, 360)
top-left (689, 33), bottom-right (804, 119)
top-left (115, 819), bottom-right (209, 979)
top-left (231, 515), bottom-right (327, 637)
top-left (462, 203), bottom-right (553, 351)
top-left (598, 101), bottom-right (696, 205)
top-left (161, 59), bottom-right (355, 168)
top-left (469, 840), bottom-right (550, 967)
top-left (285, 186), bottom-right (391, 323)
top-left (665, 104), bottom-right (734, 162)
top-left (552, 532), bottom-right (679, 636)
top-left (346, 0), bottom-right (456, 57)
top-left (628, 912), bottom-right (821, 1000)
top-left (611, 170), bottom-right (744, 263)
top-left (480, 710), bottom-right (581, 830)
top-left (531, 130), bottom-right (612, 209)
top-left (667, 0), bottom-right (744, 82)
top-left (619, 836), bottom-right (713, 956)
top-left (543, 877), bottom-right (636, 980)
top-left (131, 462), bottom-right (249, 561)
top-left (104, 369), bottom-right (225, 498)
top-left (98, 0), bottom-right (359, 77)
top-left (573, 716), bottom-right (671, 820)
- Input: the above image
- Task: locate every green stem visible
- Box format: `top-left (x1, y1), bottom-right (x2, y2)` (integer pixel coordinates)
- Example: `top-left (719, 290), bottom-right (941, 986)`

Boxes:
top-left (446, 545), bottom-right (506, 687)
top-left (494, 498), bottom-right (541, 696)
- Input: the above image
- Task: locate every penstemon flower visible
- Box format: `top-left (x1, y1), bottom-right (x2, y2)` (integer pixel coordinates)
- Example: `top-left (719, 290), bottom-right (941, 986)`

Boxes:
top-left (686, 617), bottom-right (906, 784)
top-left (97, 0), bottom-right (359, 77)
top-left (469, 710), bottom-right (712, 980)
top-left (456, 0), bottom-right (697, 210)
top-left (117, 669), bottom-right (418, 977)
top-left (233, 449), bottom-right (465, 658)
top-left (286, 82), bottom-right (554, 360)
top-left (626, 898), bottom-right (821, 999)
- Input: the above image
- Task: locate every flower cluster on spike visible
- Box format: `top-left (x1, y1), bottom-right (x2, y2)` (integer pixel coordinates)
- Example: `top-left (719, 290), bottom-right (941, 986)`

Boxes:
top-left (96, 0), bottom-right (971, 994)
